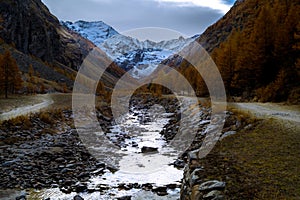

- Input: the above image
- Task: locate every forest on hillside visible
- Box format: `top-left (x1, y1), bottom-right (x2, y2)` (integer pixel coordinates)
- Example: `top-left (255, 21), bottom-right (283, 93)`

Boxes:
top-left (160, 0), bottom-right (300, 103)
top-left (212, 0), bottom-right (300, 102)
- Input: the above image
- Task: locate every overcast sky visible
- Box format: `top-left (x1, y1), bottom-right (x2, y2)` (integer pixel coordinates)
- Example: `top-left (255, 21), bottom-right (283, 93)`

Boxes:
top-left (42, 0), bottom-right (235, 37)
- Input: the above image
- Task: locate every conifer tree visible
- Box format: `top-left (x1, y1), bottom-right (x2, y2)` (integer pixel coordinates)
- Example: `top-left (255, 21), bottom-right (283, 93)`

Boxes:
top-left (0, 51), bottom-right (23, 98)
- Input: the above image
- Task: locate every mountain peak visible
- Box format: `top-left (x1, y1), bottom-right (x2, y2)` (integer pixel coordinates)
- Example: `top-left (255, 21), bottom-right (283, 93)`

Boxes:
top-left (61, 20), bottom-right (119, 46)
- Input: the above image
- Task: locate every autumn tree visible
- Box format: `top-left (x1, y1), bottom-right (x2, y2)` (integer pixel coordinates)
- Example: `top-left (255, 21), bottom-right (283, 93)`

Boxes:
top-left (27, 64), bottom-right (36, 94)
top-left (0, 15), bottom-right (3, 29)
top-left (0, 15), bottom-right (4, 44)
top-left (294, 22), bottom-right (300, 78)
top-left (0, 51), bottom-right (23, 98)
top-left (28, 64), bottom-right (34, 77)
top-left (213, 30), bottom-right (241, 94)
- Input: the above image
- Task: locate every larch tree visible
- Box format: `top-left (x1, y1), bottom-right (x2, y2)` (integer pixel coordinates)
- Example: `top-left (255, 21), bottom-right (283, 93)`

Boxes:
top-left (0, 50), bottom-right (23, 98)
top-left (213, 30), bottom-right (241, 94)
top-left (250, 5), bottom-right (275, 84)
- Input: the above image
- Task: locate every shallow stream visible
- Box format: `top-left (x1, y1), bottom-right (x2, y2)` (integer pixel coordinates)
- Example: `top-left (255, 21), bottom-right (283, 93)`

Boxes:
top-left (29, 105), bottom-right (182, 199)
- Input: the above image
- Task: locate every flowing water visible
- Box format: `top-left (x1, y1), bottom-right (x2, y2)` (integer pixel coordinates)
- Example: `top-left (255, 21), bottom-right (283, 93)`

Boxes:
top-left (28, 105), bottom-right (183, 199)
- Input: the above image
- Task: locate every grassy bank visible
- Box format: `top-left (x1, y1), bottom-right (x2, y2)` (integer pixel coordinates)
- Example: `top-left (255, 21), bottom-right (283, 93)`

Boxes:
top-left (200, 111), bottom-right (300, 199)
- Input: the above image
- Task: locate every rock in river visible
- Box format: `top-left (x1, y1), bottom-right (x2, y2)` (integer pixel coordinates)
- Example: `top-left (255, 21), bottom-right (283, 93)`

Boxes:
top-left (141, 146), bottom-right (158, 153)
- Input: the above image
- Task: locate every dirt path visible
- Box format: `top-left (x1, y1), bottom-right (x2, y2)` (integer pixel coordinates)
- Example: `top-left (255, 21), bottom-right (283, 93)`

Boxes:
top-left (229, 102), bottom-right (300, 123)
top-left (0, 94), bottom-right (54, 121)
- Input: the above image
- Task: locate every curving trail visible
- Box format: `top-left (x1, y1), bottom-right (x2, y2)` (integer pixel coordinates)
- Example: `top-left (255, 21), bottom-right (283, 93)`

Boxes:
top-left (0, 94), bottom-right (54, 121)
top-left (229, 102), bottom-right (300, 123)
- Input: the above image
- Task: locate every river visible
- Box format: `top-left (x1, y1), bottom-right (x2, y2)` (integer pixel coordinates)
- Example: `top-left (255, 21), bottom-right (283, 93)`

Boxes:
top-left (28, 104), bottom-right (183, 199)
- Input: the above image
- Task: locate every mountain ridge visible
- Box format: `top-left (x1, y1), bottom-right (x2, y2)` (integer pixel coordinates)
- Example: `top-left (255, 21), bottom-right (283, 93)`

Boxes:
top-left (62, 20), bottom-right (195, 79)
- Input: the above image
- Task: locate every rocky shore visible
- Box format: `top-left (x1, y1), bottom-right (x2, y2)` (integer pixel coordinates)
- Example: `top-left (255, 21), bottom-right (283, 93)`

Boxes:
top-left (0, 95), bottom-right (248, 200)
top-left (0, 110), bottom-right (107, 195)
top-left (0, 95), bottom-right (182, 199)
top-left (177, 109), bottom-right (251, 200)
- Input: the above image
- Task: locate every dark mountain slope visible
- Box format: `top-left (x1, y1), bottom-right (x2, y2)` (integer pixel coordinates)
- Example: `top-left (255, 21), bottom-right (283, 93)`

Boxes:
top-left (0, 0), bottom-right (93, 70)
top-left (197, 0), bottom-right (255, 53)
top-left (0, 0), bottom-right (130, 93)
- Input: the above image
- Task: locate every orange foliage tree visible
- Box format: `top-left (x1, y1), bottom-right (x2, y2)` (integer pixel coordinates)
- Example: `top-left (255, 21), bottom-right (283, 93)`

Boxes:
top-left (0, 51), bottom-right (23, 98)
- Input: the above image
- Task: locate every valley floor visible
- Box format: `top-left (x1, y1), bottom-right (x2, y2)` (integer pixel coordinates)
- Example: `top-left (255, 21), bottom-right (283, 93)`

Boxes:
top-left (0, 94), bottom-right (299, 199)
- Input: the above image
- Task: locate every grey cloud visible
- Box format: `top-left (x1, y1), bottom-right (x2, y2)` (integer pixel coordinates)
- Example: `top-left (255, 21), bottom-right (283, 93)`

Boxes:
top-left (42, 0), bottom-right (231, 36)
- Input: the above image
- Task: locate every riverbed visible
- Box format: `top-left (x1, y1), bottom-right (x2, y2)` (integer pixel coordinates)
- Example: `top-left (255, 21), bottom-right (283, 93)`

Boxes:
top-left (28, 103), bottom-right (183, 199)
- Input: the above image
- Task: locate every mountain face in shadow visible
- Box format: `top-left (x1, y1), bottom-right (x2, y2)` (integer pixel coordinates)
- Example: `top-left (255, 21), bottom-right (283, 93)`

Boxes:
top-left (0, 0), bottom-right (129, 92)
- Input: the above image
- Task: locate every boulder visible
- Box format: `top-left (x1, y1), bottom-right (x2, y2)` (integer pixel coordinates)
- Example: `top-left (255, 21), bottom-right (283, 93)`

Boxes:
top-left (199, 180), bottom-right (226, 192)
top-left (141, 146), bottom-right (158, 153)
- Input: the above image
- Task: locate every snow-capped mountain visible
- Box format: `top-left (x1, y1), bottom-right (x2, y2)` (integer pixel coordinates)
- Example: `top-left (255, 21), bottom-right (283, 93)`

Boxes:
top-left (61, 20), bottom-right (119, 46)
top-left (100, 34), bottom-right (194, 78)
top-left (62, 20), bottom-right (195, 79)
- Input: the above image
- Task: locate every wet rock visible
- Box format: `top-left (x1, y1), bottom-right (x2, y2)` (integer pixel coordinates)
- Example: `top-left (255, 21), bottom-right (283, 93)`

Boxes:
top-left (199, 180), bottom-right (226, 192)
top-left (131, 183), bottom-right (140, 189)
top-left (77, 172), bottom-right (90, 179)
top-left (142, 183), bottom-right (153, 191)
top-left (96, 184), bottom-right (110, 191)
top-left (2, 160), bottom-right (17, 167)
top-left (66, 163), bottom-right (77, 168)
top-left (55, 157), bottom-right (65, 163)
top-left (107, 165), bottom-right (118, 173)
top-left (203, 190), bottom-right (224, 200)
top-left (220, 131), bottom-right (236, 140)
top-left (188, 149), bottom-right (199, 162)
top-left (92, 168), bottom-right (104, 175)
top-left (60, 168), bottom-right (73, 174)
top-left (200, 120), bottom-right (210, 126)
top-left (117, 196), bottom-right (131, 200)
top-left (131, 142), bottom-right (138, 147)
top-left (152, 186), bottom-right (168, 196)
top-left (23, 166), bottom-right (33, 171)
top-left (118, 183), bottom-right (133, 190)
top-left (75, 183), bottom-right (87, 193)
top-left (50, 147), bottom-right (64, 153)
top-left (60, 187), bottom-right (72, 194)
top-left (95, 162), bottom-right (106, 168)
top-left (190, 168), bottom-right (204, 187)
top-left (15, 194), bottom-right (26, 200)
top-left (141, 146), bottom-right (158, 153)
top-left (173, 159), bottom-right (185, 168)
top-left (244, 124), bottom-right (253, 130)
top-left (62, 179), bottom-right (75, 187)
top-left (166, 183), bottom-right (179, 189)
top-left (73, 195), bottom-right (84, 200)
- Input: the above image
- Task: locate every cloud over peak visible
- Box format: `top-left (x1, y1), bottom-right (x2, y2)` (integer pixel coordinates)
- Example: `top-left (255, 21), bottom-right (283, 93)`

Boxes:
top-left (155, 0), bottom-right (231, 13)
